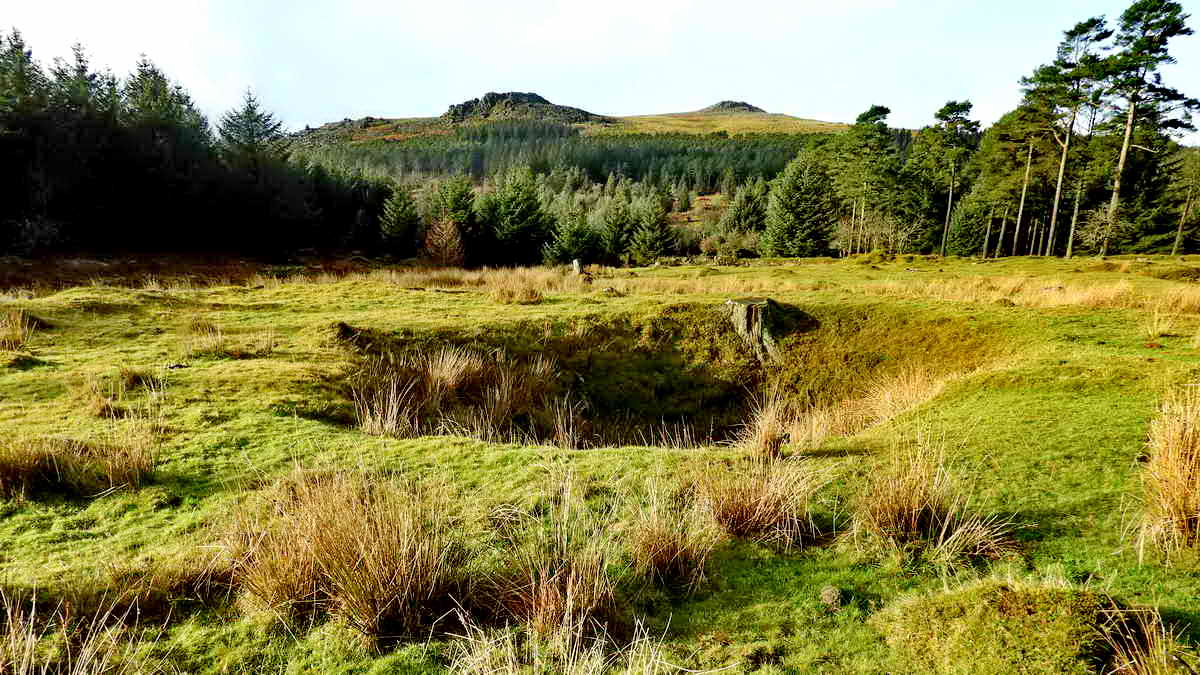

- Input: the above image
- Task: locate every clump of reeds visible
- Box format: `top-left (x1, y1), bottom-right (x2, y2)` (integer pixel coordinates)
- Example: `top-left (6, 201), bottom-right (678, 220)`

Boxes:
top-left (1142, 307), bottom-right (1178, 341)
top-left (627, 482), bottom-right (723, 591)
top-left (851, 433), bottom-right (1012, 565)
top-left (1101, 607), bottom-right (1192, 675)
top-left (486, 474), bottom-right (621, 638)
top-left (1, 592), bottom-right (142, 674)
top-left (448, 615), bottom-right (672, 674)
top-left (492, 286), bottom-right (545, 305)
top-left (694, 457), bottom-right (828, 547)
top-left (226, 470), bottom-right (472, 641)
top-left (0, 428), bottom-right (157, 499)
top-left (350, 346), bottom-right (563, 445)
top-left (0, 310), bottom-right (36, 351)
top-left (1137, 388), bottom-right (1200, 562)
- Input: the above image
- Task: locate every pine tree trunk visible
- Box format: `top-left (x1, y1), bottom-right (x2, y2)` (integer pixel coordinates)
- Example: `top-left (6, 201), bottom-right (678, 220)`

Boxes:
top-left (1014, 143), bottom-right (1034, 257)
top-left (1067, 177), bottom-right (1084, 258)
top-left (996, 204), bottom-right (1010, 259)
top-left (1047, 108), bottom-right (1077, 258)
top-left (982, 206), bottom-right (995, 258)
top-left (1104, 93), bottom-right (1140, 257)
top-left (940, 163), bottom-right (956, 257)
top-left (1173, 186), bottom-right (1194, 256)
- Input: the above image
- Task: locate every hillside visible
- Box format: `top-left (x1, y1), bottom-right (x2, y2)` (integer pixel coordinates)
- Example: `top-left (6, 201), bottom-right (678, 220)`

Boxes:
top-left (290, 92), bottom-right (846, 148)
top-left (593, 110), bottom-right (848, 135)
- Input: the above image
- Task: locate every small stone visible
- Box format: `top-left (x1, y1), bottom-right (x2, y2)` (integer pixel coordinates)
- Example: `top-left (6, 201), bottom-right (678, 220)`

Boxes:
top-left (819, 585), bottom-right (843, 610)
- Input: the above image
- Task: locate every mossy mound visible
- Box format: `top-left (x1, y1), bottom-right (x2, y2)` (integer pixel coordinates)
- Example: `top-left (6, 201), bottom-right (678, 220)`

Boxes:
top-left (872, 581), bottom-right (1129, 674)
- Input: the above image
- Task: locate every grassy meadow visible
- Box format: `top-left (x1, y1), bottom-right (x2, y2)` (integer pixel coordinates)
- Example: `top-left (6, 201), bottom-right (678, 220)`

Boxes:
top-left (2, 254), bottom-right (1200, 673)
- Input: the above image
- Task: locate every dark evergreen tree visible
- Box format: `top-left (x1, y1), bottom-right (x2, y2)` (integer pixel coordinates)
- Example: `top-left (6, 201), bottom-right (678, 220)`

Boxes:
top-left (483, 166), bottom-right (551, 265)
top-left (718, 177), bottom-right (769, 232)
top-left (628, 195), bottom-right (674, 265)
top-left (543, 206), bottom-right (600, 264)
top-left (761, 152), bottom-right (836, 257)
top-left (379, 184), bottom-right (420, 256)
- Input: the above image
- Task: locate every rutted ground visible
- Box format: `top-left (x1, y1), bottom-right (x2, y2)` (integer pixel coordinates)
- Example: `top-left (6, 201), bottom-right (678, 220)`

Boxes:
top-left (2, 256), bottom-right (1199, 672)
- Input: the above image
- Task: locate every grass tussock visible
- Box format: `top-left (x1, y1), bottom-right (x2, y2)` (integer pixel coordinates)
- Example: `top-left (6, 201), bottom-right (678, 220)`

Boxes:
top-left (738, 388), bottom-right (789, 458)
top-left (693, 457), bottom-right (828, 547)
top-left (744, 367), bottom-right (950, 452)
top-left (491, 286), bottom-right (545, 305)
top-left (77, 369), bottom-right (166, 420)
top-left (852, 433), bottom-right (1012, 566)
top-left (627, 482), bottom-right (723, 591)
top-left (448, 616), bottom-right (673, 675)
top-left (1103, 607), bottom-right (1195, 674)
top-left (350, 346), bottom-right (566, 445)
top-left (0, 309), bottom-right (39, 351)
top-left (1143, 308), bottom-right (1178, 341)
top-left (0, 428), bottom-right (157, 499)
top-left (182, 316), bottom-right (276, 360)
top-left (488, 475), bottom-right (622, 639)
top-left (0, 592), bottom-right (147, 675)
top-left (226, 470), bottom-right (472, 641)
top-left (1137, 388), bottom-right (1200, 562)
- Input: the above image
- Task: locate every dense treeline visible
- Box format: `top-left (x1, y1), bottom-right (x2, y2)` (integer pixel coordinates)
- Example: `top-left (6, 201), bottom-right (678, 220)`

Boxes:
top-left (2, 0), bottom-right (1198, 263)
top-left (0, 31), bottom-right (391, 256)
top-left (294, 126), bottom-right (821, 193)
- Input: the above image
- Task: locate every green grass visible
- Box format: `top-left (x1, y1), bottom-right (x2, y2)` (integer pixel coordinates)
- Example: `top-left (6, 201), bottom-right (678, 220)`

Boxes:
top-left (2, 255), bottom-right (1200, 671)
top-left (589, 111), bottom-right (849, 136)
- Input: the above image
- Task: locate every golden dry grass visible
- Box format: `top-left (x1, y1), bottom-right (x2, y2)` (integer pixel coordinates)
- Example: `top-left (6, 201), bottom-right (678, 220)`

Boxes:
top-left (627, 482), bottom-right (723, 591)
top-left (0, 428), bottom-right (157, 499)
top-left (489, 474), bottom-right (621, 639)
top-left (226, 471), bottom-right (471, 639)
top-left (0, 309), bottom-right (36, 351)
top-left (852, 433), bottom-right (1012, 565)
top-left (1102, 607), bottom-right (1191, 674)
top-left (350, 346), bottom-right (561, 444)
top-left (492, 285), bottom-right (545, 305)
top-left (1, 592), bottom-right (142, 674)
top-left (694, 457), bottom-right (828, 547)
top-left (448, 616), bottom-right (672, 674)
top-left (761, 367), bottom-right (951, 451)
top-left (1137, 388), bottom-right (1200, 562)
top-left (865, 275), bottom-right (1200, 315)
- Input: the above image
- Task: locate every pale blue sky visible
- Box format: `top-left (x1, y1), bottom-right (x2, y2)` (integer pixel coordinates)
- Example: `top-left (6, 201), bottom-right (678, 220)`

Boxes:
top-left (9, 1), bottom-right (1200, 140)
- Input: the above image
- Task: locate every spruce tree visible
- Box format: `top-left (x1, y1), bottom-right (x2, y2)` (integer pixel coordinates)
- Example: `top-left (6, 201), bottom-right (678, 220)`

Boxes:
top-left (217, 89), bottom-right (285, 169)
top-left (594, 196), bottom-right (637, 264)
top-left (718, 177), bottom-right (769, 232)
top-left (761, 152), bottom-right (836, 257)
top-left (379, 184), bottom-right (420, 256)
top-left (486, 166), bottom-right (551, 265)
top-left (674, 181), bottom-right (692, 212)
top-left (543, 207), bottom-right (600, 264)
top-left (629, 195), bottom-right (674, 265)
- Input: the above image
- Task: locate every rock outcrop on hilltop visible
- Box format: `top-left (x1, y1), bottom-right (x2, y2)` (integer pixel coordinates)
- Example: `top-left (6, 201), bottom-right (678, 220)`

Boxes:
top-left (699, 101), bottom-right (767, 113)
top-left (442, 92), bottom-right (611, 124)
